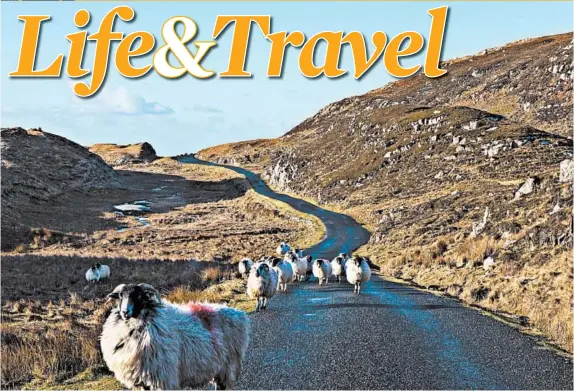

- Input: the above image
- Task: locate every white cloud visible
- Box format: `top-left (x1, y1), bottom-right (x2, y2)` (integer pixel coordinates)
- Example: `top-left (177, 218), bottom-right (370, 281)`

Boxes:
top-left (72, 86), bottom-right (174, 116)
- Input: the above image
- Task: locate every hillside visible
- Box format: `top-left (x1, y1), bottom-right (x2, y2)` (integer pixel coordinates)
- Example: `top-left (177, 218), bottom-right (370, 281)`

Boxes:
top-left (197, 32), bottom-right (574, 351)
top-left (1, 127), bottom-right (117, 250)
top-left (89, 142), bottom-right (158, 166)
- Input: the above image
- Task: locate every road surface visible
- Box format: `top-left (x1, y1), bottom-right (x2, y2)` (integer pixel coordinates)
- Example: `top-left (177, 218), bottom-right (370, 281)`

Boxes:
top-left (181, 156), bottom-right (572, 390)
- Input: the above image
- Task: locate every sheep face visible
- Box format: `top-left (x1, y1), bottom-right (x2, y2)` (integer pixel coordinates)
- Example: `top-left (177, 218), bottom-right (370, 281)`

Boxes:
top-left (351, 257), bottom-right (363, 267)
top-left (255, 263), bottom-right (271, 278)
top-left (107, 284), bottom-right (161, 321)
top-left (270, 257), bottom-right (282, 267)
top-left (306, 255), bottom-right (313, 263)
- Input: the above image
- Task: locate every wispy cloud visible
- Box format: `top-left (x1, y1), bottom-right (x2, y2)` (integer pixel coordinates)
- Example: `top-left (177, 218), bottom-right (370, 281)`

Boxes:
top-left (190, 104), bottom-right (224, 114)
top-left (88, 86), bottom-right (174, 116)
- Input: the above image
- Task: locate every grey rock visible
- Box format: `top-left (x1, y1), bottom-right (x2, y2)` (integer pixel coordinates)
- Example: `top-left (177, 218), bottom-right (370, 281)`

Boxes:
top-left (559, 159), bottom-right (574, 183)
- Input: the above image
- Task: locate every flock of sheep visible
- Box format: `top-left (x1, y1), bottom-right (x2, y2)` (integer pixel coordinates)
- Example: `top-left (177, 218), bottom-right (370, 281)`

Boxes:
top-left (244, 241), bottom-right (372, 312)
top-left (85, 241), bottom-right (371, 390)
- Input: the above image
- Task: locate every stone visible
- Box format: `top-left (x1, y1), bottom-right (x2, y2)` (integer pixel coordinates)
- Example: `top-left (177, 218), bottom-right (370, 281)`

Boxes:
top-left (514, 177), bottom-right (539, 199)
top-left (483, 256), bottom-right (495, 271)
top-left (559, 159), bottom-right (574, 183)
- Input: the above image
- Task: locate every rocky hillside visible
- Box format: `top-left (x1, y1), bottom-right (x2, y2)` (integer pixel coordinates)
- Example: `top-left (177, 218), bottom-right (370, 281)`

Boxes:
top-left (89, 142), bottom-right (157, 166)
top-left (1, 127), bottom-right (117, 250)
top-left (198, 32), bottom-right (574, 351)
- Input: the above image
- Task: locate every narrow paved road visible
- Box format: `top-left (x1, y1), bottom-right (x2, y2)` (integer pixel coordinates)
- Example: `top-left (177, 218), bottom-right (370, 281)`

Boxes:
top-left (181, 156), bottom-right (572, 390)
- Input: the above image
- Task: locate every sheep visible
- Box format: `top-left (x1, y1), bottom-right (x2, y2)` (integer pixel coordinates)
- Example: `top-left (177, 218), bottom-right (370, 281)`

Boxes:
top-left (275, 242), bottom-right (291, 256)
top-left (284, 251), bottom-right (308, 282)
top-left (268, 257), bottom-right (294, 292)
top-left (85, 263), bottom-right (110, 282)
top-left (312, 259), bottom-right (332, 286)
top-left (238, 258), bottom-right (253, 279)
top-left (247, 262), bottom-right (278, 312)
top-left (304, 255), bottom-right (314, 281)
top-left (331, 256), bottom-right (347, 283)
top-left (101, 283), bottom-right (250, 390)
top-left (345, 256), bottom-right (372, 294)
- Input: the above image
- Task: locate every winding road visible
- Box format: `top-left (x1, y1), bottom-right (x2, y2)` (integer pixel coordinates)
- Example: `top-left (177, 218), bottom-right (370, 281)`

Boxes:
top-left (181, 156), bottom-right (572, 390)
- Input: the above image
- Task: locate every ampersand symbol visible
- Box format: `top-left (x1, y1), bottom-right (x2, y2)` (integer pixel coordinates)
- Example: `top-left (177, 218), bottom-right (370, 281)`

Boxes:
top-left (153, 17), bottom-right (216, 78)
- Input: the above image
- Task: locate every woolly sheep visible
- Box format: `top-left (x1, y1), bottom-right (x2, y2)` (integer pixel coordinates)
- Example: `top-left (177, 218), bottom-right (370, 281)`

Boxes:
top-left (345, 256), bottom-right (372, 294)
top-left (275, 242), bottom-right (291, 256)
top-left (85, 263), bottom-right (110, 282)
top-left (238, 258), bottom-right (253, 279)
top-left (247, 262), bottom-right (278, 312)
top-left (284, 251), bottom-right (308, 282)
top-left (304, 255), bottom-right (314, 281)
top-left (331, 256), bottom-right (347, 283)
top-left (312, 259), bottom-right (332, 286)
top-left (269, 257), bottom-right (294, 292)
top-left (101, 283), bottom-right (250, 390)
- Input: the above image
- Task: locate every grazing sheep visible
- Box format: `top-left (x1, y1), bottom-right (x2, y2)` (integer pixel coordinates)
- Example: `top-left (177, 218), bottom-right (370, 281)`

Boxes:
top-left (312, 259), bottom-right (332, 286)
top-left (269, 257), bottom-right (294, 292)
top-left (85, 263), bottom-right (110, 282)
top-left (101, 283), bottom-right (250, 390)
top-left (346, 256), bottom-right (372, 294)
top-left (285, 251), bottom-right (308, 282)
top-left (304, 255), bottom-right (314, 281)
top-left (247, 262), bottom-right (278, 312)
top-left (238, 258), bottom-right (253, 279)
top-left (331, 256), bottom-right (347, 283)
top-left (275, 242), bottom-right (291, 256)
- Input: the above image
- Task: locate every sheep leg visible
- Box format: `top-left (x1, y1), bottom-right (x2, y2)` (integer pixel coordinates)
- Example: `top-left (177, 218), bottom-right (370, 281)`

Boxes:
top-left (214, 376), bottom-right (227, 390)
top-left (255, 298), bottom-right (261, 312)
top-left (358, 282), bottom-right (361, 294)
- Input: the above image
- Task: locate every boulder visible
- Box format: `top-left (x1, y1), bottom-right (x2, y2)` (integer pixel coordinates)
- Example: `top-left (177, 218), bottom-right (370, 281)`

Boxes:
top-left (559, 159), bottom-right (573, 183)
top-left (514, 177), bottom-right (539, 199)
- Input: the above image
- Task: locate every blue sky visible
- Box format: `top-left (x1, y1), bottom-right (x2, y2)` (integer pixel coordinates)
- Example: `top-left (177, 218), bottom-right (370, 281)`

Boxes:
top-left (1, 1), bottom-right (572, 155)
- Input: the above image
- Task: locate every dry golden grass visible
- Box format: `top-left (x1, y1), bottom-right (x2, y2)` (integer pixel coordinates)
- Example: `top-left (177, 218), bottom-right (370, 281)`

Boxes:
top-left (1, 253), bottom-right (251, 389)
top-left (1, 158), bottom-right (325, 389)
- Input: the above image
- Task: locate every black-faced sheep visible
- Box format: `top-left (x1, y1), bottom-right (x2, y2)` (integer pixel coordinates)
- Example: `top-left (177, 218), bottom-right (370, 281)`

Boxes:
top-left (101, 283), bottom-right (250, 390)
top-left (238, 258), bottom-right (253, 279)
top-left (247, 262), bottom-right (278, 312)
top-left (275, 242), bottom-right (291, 255)
top-left (304, 255), bottom-right (314, 281)
top-left (312, 259), bottom-right (332, 286)
top-left (269, 257), bottom-right (294, 292)
top-left (345, 256), bottom-right (372, 294)
top-left (85, 263), bottom-right (110, 282)
top-left (284, 251), bottom-right (308, 282)
top-left (331, 256), bottom-right (347, 283)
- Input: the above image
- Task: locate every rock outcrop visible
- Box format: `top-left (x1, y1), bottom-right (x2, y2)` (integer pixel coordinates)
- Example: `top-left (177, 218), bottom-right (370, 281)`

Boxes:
top-left (89, 142), bottom-right (157, 166)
